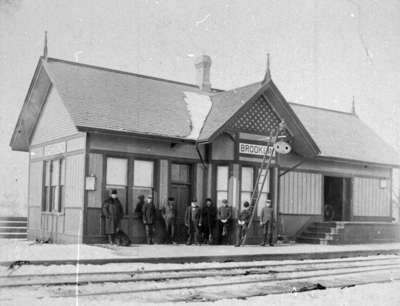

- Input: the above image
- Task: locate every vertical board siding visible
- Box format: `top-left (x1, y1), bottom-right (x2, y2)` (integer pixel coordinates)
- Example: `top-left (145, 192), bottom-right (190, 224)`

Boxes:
top-left (353, 177), bottom-right (390, 217)
top-left (31, 88), bottom-right (78, 145)
top-left (29, 161), bottom-right (43, 207)
top-left (87, 153), bottom-right (103, 208)
top-left (159, 160), bottom-right (169, 208)
top-left (280, 171), bottom-right (322, 215)
top-left (195, 164), bottom-right (204, 206)
top-left (65, 154), bottom-right (85, 208)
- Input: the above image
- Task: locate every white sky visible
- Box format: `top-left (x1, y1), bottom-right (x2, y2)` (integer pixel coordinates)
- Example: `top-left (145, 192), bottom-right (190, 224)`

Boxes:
top-left (0, 0), bottom-right (399, 213)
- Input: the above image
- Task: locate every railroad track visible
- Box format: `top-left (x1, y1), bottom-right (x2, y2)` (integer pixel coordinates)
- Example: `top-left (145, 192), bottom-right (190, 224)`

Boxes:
top-left (1, 256), bottom-right (399, 303)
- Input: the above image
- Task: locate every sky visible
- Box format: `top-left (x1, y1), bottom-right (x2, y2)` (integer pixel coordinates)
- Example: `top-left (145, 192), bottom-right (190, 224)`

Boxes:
top-left (0, 0), bottom-right (399, 215)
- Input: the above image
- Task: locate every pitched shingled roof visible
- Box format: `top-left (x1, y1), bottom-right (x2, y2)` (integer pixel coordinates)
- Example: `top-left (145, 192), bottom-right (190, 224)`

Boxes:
top-left (289, 103), bottom-right (400, 166)
top-left (11, 57), bottom-right (400, 167)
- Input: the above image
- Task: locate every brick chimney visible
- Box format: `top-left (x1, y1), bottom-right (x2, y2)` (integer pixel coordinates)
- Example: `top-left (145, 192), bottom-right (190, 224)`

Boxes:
top-left (195, 55), bottom-right (212, 91)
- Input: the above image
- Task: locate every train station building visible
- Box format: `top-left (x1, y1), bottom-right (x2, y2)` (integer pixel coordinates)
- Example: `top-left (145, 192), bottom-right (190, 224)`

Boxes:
top-left (10, 55), bottom-right (400, 244)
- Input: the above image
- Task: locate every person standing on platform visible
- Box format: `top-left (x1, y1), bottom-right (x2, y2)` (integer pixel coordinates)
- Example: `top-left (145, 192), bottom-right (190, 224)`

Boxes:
top-left (218, 199), bottom-right (232, 244)
top-left (162, 197), bottom-right (177, 244)
top-left (235, 201), bottom-right (252, 246)
top-left (201, 198), bottom-right (217, 244)
top-left (184, 200), bottom-right (202, 245)
top-left (134, 195), bottom-right (145, 220)
top-left (142, 194), bottom-right (156, 244)
top-left (260, 199), bottom-right (274, 246)
top-left (102, 189), bottom-right (124, 244)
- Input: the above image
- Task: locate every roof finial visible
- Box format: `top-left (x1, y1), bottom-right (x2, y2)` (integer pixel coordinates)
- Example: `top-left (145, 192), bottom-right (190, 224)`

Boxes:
top-left (351, 96), bottom-right (356, 115)
top-left (262, 53), bottom-right (271, 83)
top-left (43, 31), bottom-right (48, 60)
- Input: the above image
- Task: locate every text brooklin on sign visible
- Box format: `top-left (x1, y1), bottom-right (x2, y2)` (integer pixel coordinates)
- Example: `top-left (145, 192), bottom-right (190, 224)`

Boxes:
top-left (239, 142), bottom-right (275, 156)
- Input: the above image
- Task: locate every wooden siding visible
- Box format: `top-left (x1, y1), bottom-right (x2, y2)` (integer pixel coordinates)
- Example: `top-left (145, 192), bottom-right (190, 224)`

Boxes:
top-left (195, 163), bottom-right (204, 205)
top-left (279, 171), bottom-right (322, 215)
top-left (31, 87), bottom-right (78, 145)
top-left (89, 133), bottom-right (202, 160)
top-left (87, 153), bottom-right (103, 208)
top-left (353, 177), bottom-right (391, 217)
top-left (65, 154), bottom-right (85, 207)
top-left (159, 160), bottom-right (169, 208)
top-left (212, 134), bottom-right (235, 160)
top-left (28, 161), bottom-right (43, 207)
top-left (280, 153), bottom-right (391, 178)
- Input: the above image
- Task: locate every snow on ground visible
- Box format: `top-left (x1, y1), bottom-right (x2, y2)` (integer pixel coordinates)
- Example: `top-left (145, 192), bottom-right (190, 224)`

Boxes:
top-left (0, 239), bottom-right (399, 263)
top-left (1, 279), bottom-right (399, 306)
top-left (183, 91), bottom-right (212, 139)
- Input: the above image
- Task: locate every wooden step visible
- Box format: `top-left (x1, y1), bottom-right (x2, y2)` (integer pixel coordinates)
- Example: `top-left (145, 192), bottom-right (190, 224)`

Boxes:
top-left (0, 216), bottom-right (27, 222)
top-left (0, 221), bottom-right (27, 227)
top-left (0, 227), bottom-right (27, 233)
top-left (0, 233), bottom-right (27, 239)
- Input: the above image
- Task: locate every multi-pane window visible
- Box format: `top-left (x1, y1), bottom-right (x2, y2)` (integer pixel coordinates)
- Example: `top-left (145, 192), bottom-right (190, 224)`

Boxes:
top-left (132, 160), bottom-right (154, 209)
top-left (106, 157), bottom-right (155, 214)
top-left (216, 166), bottom-right (229, 207)
top-left (42, 158), bottom-right (65, 212)
top-left (241, 167), bottom-right (254, 207)
top-left (257, 168), bottom-right (270, 216)
top-left (106, 157), bottom-right (128, 213)
top-left (240, 166), bottom-right (270, 216)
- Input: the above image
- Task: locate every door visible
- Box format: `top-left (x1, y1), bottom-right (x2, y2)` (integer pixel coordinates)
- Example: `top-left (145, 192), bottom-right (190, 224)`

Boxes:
top-left (170, 163), bottom-right (192, 242)
top-left (170, 184), bottom-right (190, 242)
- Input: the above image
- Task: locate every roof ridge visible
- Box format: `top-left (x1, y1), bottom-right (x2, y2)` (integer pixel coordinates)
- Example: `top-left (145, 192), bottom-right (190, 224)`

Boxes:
top-left (46, 57), bottom-right (224, 92)
top-left (288, 101), bottom-right (356, 116)
top-left (211, 81), bottom-right (261, 97)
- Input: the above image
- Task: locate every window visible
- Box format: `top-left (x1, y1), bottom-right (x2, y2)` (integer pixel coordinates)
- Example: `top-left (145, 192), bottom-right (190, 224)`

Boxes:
top-left (106, 157), bottom-right (128, 186)
top-left (132, 160), bottom-right (154, 206)
top-left (42, 158), bottom-right (65, 212)
top-left (106, 157), bottom-right (128, 213)
top-left (257, 168), bottom-right (270, 216)
top-left (216, 166), bottom-right (229, 207)
top-left (241, 167), bottom-right (254, 207)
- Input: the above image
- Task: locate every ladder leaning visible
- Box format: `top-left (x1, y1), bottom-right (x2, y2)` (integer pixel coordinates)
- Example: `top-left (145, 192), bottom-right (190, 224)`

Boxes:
top-left (240, 121), bottom-right (286, 246)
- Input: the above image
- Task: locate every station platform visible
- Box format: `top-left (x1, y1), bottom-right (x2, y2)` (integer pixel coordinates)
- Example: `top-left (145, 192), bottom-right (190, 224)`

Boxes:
top-left (0, 239), bottom-right (399, 266)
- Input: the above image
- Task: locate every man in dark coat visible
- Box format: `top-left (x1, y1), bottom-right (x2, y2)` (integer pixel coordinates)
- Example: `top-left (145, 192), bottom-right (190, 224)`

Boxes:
top-left (201, 198), bottom-right (217, 244)
top-left (260, 199), bottom-right (274, 246)
top-left (162, 197), bottom-right (177, 244)
top-left (218, 199), bottom-right (232, 244)
top-left (184, 200), bottom-right (201, 245)
top-left (102, 189), bottom-right (124, 244)
top-left (235, 201), bottom-right (252, 247)
top-left (134, 195), bottom-right (145, 219)
top-left (142, 194), bottom-right (156, 244)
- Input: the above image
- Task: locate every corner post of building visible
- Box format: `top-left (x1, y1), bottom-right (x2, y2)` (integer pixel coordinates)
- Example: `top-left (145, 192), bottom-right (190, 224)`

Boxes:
top-left (158, 159), bottom-right (169, 209)
top-left (270, 163), bottom-right (280, 243)
top-left (229, 164), bottom-right (240, 217)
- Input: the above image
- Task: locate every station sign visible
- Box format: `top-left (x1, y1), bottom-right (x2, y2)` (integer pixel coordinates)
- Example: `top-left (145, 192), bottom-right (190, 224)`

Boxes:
top-left (239, 142), bottom-right (274, 157)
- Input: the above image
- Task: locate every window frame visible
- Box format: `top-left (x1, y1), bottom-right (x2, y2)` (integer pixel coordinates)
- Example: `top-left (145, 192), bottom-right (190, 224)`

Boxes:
top-left (215, 165), bottom-right (230, 208)
top-left (42, 157), bottom-right (65, 213)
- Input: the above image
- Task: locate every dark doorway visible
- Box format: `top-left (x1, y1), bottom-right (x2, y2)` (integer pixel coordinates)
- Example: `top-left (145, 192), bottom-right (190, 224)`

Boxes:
top-left (324, 176), bottom-right (352, 221)
top-left (170, 163), bottom-right (192, 242)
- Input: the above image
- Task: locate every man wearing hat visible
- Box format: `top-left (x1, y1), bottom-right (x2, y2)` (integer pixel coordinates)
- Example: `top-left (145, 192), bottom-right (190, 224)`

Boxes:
top-left (162, 197), bottom-right (177, 244)
top-left (184, 200), bottom-right (202, 245)
top-left (102, 189), bottom-right (124, 244)
top-left (142, 194), bottom-right (156, 244)
top-left (235, 201), bottom-right (252, 247)
top-left (260, 198), bottom-right (274, 246)
top-left (218, 199), bottom-right (232, 244)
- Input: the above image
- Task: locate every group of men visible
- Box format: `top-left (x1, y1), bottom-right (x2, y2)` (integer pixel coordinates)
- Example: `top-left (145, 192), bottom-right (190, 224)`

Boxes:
top-left (102, 189), bottom-right (274, 246)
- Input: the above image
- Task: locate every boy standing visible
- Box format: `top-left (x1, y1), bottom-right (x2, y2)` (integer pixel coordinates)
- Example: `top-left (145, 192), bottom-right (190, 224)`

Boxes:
top-left (184, 200), bottom-right (202, 245)
top-left (235, 201), bottom-right (252, 246)
top-left (260, 199), bottom-right (274, 246)
top-left (142, 195), bottom-right (156, 244)
top-left (162, 197), bottom-right (177, 244)
top-left (218, 199), bottom-right (232, 244)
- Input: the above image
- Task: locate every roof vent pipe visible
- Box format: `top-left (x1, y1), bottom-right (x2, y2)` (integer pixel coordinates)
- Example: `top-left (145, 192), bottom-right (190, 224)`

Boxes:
top-left (194, 55), bottom-right (212, 92)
